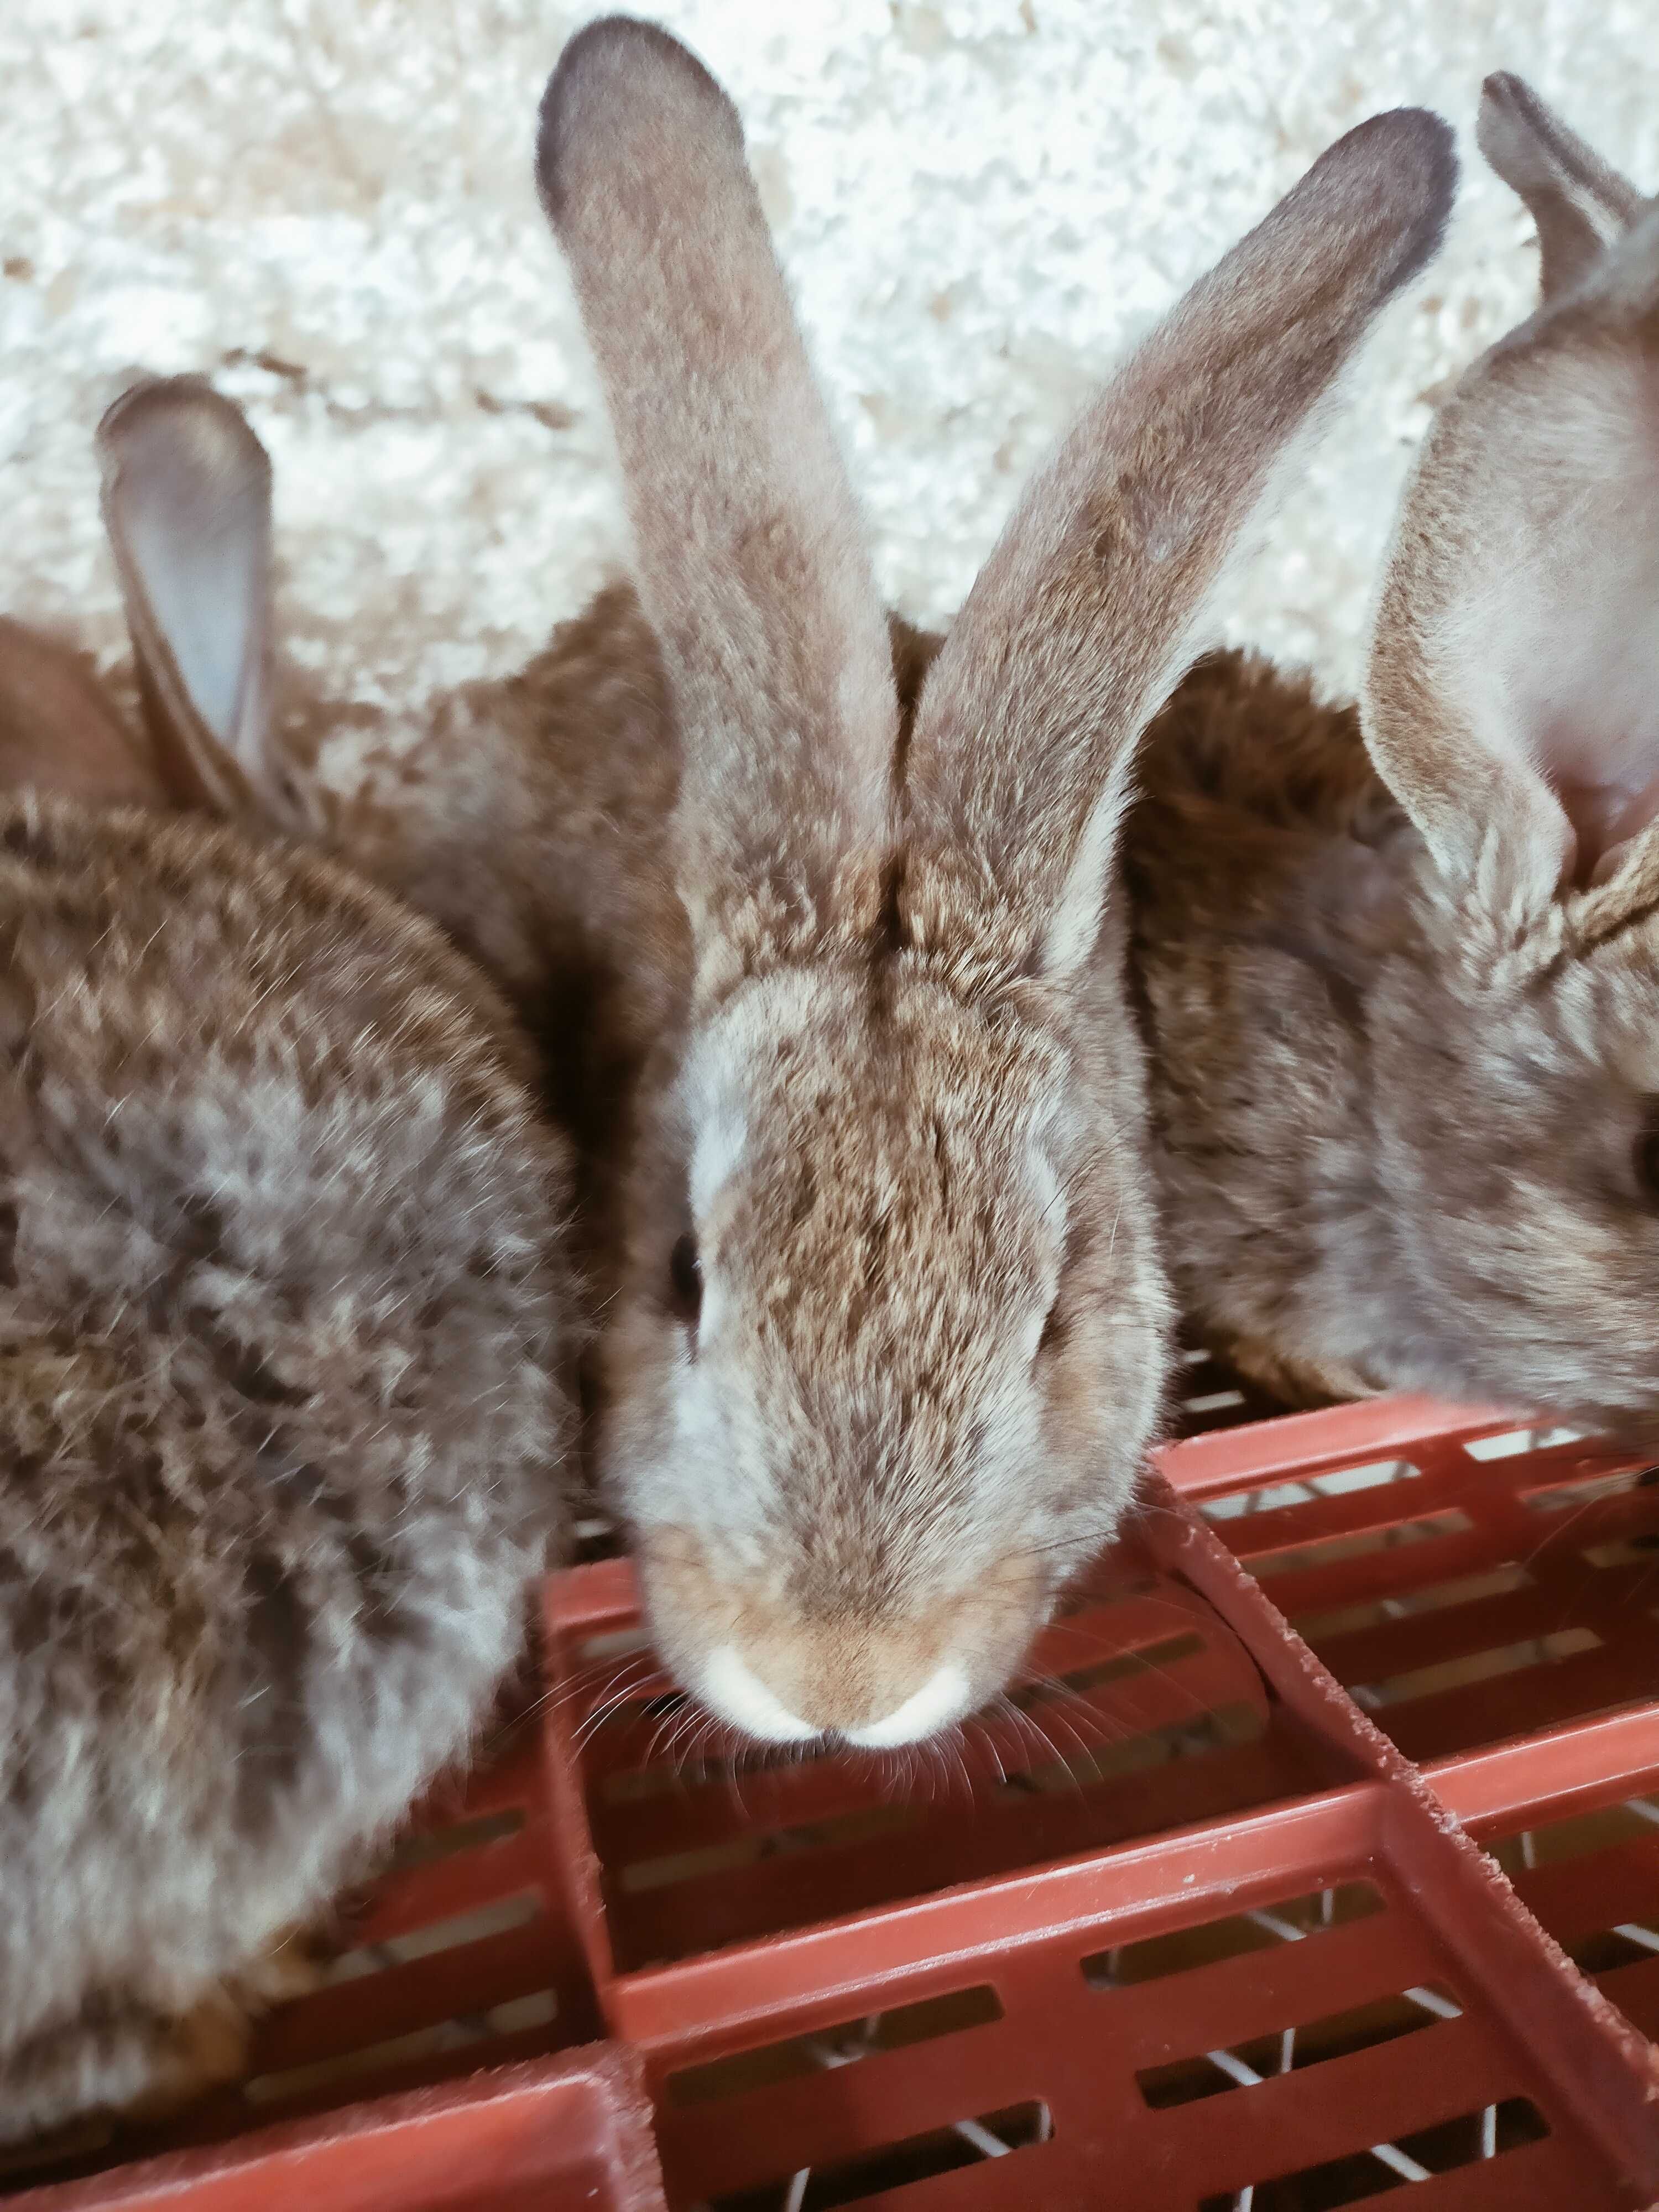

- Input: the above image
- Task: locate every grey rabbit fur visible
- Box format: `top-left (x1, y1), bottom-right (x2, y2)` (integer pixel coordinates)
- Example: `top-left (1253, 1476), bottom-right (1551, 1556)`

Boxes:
top-left (0, 383), bottom-right (576, 2139)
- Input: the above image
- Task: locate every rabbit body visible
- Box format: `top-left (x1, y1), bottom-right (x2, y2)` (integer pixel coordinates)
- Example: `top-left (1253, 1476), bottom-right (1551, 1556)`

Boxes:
top-left (0, 795), bottom-right (574, 2140)
top-left (1127, 651), bottom-right (1509, 1411)
top-left (313, 583), bottom-right (682, 1305)
top-left (1124, 76), bottom-right (1659, 1444)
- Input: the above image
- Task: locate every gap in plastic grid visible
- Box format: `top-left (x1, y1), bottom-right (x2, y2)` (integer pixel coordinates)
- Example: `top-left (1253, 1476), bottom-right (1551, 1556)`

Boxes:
top-left (1473, 1782), bottom-right (1659, 2048)
top-left (1172, 1342), bottom-right (1298, 1441)
top-left (1195, 2098), bottom-right (1548, 2212)
top-left (1184, 1423), bottom-right (1659, 1766)
top-left (648, 1860), bottom-right (1585, 2212)
top-left (552, 1550), bottom-right (1357, 1971)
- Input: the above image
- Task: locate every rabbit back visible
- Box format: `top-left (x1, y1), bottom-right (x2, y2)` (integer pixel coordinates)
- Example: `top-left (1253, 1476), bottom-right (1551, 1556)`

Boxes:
top-left (0, 797), bottom-right (573, 2140)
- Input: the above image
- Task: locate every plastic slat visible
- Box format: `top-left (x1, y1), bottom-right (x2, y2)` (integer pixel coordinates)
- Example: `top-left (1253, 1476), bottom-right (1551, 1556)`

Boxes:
top-left (603, 1732), bottom-right (1333, 1972)
top-left (1151, 2010), bottom-right (1542, 2197)
top-left (22, 1401), bottom-right (1659, 2211)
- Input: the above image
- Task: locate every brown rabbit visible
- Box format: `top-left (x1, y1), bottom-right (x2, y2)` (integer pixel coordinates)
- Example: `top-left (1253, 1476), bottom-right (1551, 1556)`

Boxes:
top-left (96, 20), bottom-right (1454, 1747)
top-left (0, 481), bottom-right (576, 2134)
top-left (1124, 72), bottom-right (1659, 1438)
top-left (514, 18), bottom-right (1453, 1746)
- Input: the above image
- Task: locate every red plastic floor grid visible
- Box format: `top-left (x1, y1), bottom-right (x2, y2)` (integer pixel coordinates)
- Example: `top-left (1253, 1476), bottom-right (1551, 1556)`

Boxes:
top-left (9, 1395), bottom-right (1659, 2211)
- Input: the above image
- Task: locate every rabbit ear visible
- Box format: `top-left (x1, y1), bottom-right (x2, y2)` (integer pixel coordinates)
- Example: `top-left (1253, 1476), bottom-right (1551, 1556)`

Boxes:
top-left (97, 377), bottom-right (274, 817)
top-left (900, 111), bottom-right (1458, 984)
top-left (1364, 197), bottom-right (1659, 907)
top-left (0, 617), bottom-right (165, 805)
top-left (538, 18), bottom-right (896, 956)
top-left (1478, 73), bottom-right (1644, 305)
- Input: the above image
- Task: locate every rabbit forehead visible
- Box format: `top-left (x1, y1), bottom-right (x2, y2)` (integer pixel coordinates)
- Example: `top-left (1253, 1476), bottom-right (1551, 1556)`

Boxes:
top-left (680, 965), bottom-right (1074, 1247)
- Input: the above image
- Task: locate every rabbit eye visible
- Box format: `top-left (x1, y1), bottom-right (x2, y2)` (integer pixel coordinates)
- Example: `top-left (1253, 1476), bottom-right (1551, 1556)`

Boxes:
top-left (668, 1231), bottom-right (703, 1327)
top-left (1635, 1123), bottom-right (1659, 1203)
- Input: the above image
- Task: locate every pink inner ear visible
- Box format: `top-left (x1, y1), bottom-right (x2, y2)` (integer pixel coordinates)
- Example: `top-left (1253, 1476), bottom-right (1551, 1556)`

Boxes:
top-left (1563, 767), bottom-right (1659, 886)
top-left (1486, 393), bottom-right (1659, 889)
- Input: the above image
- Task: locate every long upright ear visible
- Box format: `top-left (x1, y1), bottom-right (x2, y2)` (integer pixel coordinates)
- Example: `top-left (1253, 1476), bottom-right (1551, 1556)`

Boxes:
top-left (1364, 196), bottom-right (1659, 909)
top-left (900, 111), bottom-right (1458, 983)
top-left (1477, 73), bottom-right (1645, 305)
top-left (0, 617), bottom-right (165, 806)
top-left (96, 377), bottom-right (274, 818)
top-left (537, 19), bottom-right (897, 954)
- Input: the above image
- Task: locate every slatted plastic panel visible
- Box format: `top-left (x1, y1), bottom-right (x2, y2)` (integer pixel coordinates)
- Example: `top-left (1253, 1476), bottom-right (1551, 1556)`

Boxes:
top-left (538, 1412), bottom-right (1659, 2212)
top-left (1185, 1411), bottom-right (1659, 1761)
top-left (559, 1535), bottom-right (1337, 1974)
top-left (13, 1400), bottom-right (1659, 2212)
top-left (639, 1819), bottom-right (1616, 2212)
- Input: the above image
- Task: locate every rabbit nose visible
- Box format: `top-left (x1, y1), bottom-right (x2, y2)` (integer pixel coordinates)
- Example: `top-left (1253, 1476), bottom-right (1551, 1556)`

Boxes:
top-left (700, 1645), bottom-right (819, 1743)
top-left (838, 1662), bottom-right (973, 1747)
top-left (698, 1644), bottom-right (973, 1747)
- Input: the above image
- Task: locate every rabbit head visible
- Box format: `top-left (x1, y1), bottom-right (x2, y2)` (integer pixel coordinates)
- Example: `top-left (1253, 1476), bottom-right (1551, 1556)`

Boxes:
top-left (538, 17), bottom-right (1457, 1744)
top-left (1360, 74), bottom-right (1659, 1441)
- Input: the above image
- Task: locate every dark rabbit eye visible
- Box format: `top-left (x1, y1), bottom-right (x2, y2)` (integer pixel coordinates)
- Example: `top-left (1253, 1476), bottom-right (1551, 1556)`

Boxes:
top-left (668, 1231), bottom-right (703, 1326)
top-left (1636, 1117), bottom-right (1659, 1203)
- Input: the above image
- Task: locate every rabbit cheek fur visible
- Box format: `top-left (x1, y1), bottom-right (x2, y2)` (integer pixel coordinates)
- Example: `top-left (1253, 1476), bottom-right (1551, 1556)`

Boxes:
top-left (606, 905), bottom-right (1171, 1749)
top-left (0, 800), bottom-right (573, 2142)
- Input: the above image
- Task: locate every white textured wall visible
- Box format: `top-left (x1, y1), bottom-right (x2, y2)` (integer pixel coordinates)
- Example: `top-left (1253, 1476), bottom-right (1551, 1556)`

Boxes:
top-left (1, 1), bottom-right (1653, 753)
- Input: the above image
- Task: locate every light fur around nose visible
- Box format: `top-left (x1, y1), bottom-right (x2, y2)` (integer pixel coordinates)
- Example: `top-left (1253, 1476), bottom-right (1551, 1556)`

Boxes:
top-left (699, 1648), bottom-right (975, 1747)
top-left (643, 1527), bottom-right (1036, 1746)
top-left (842, 1662), bottom-right (973, 1747)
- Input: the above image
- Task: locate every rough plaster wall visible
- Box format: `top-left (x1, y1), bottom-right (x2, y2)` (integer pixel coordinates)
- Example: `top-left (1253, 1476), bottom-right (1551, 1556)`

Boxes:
top-left (0, 1), bottom-right (1653, 778)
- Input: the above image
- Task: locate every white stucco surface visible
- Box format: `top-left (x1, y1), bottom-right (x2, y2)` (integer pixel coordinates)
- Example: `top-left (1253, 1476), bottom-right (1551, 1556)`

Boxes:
top-left (0, 1), bottom-right (1652, 760)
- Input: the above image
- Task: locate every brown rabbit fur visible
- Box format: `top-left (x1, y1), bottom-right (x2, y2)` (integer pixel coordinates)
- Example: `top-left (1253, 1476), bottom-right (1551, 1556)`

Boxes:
top-left (323, 595), bottom-right (946, 1353)
top-left (92, 392), bottom-right (927, 1421)
top-left (1124, 72), bottom-right (1659, 1441)
top-left (96, 21), bottom-right (1454, 1750)
top-left (0, 639), bottom-right (575, 2132)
